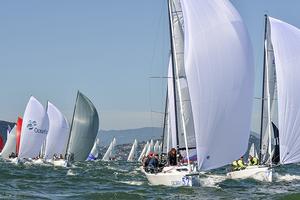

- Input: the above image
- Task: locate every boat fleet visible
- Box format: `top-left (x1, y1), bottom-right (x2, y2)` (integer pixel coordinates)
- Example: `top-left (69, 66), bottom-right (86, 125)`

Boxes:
top-left (1, 0), bottom-right (300, 188)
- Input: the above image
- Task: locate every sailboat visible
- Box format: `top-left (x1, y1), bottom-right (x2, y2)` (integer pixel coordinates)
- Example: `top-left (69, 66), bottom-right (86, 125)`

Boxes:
top-left (127, 139), bottom-right (138, 161)
top-left (102, 137), bottom-right (116, 161)
top-left (55, 91), bottom-right (99, 166)
top-left (142, 0), bottom-right (254, 186)
top-left (17, 96), bottom-right (49, 163)
top-left (44, 101), bottom-right (70, 161)
top-left (87, 138), bottom-right (100, 161)
top-left (138, 141), bottom-right (149, 162)
top-left (227, 15), bottom-right (300, 182)
top-left (0, 125), bottom-right (17, 159)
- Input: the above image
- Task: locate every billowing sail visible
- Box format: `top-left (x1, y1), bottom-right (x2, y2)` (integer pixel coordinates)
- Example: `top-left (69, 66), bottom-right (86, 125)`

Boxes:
top-left (87, 138), bottom-right (100, 161)
top-left (67, 91), bottom-right (99, 161)
top-left (16, 117), bottom-right (22, 155)
top-left (181, 0), bottom-right (254, 170)
top-left (18, 96), bottom-right (49, 159)
top-left (127, 139), bottom-right (138, 161)
top-left (268, 17), bottom-right (300, 164)
top-left (1, 126), bottom-right (16, 159)
top-left (102, 137), bottom-right (116, 161)
top-left (44, 102), bottom-right (70, 159)
top-left (138, 141), bottom-right (149, 161)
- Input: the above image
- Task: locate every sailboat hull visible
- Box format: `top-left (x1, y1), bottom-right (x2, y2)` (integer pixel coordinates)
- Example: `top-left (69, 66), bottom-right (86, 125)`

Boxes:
top-left (142, 166), bottom-right (200, 187)
top-left (226, 165), bottom-right (273, 182)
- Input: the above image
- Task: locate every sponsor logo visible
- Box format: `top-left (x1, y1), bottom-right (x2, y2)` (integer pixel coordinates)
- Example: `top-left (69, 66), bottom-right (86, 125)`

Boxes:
top-left (182, 176), bottom-right (191, 186)
top-left (27, 120), bottom-right (48, 134)
top-left (27, 120), bottom-right (37, 130)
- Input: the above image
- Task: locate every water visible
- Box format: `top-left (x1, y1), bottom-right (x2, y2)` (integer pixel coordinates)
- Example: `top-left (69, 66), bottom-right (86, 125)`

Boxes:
top-left (0, 159), bottom-right (300, 199)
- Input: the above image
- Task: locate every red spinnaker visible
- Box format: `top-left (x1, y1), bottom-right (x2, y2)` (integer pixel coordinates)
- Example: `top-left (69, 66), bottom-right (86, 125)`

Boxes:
top-left (16, 117), bottom-right (23, 155)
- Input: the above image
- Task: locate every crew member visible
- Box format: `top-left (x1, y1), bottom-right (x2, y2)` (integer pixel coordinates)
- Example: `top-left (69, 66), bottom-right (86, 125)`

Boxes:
top-left (248, 155), bottom-right (259, 166)
top-left (232, 160), bottom-right (238, 171)
top-left (237, 156), bottom-right (245, 170)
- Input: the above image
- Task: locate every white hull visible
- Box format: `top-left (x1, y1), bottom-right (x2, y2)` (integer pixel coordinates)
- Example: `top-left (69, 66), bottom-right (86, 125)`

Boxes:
top-left (226, 165), bottom-right (273, 182)
top-left (52, 159), bottom-right (69, 167)
top-left (142, 166), bottom-right (200, 187)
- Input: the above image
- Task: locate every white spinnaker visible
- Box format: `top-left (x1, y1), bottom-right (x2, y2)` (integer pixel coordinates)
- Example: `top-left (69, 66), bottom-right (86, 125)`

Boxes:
top-left (1, 126), bottom-right (16, 159)
top-left (138, 141), bottom-right (149, 161)
top-left (44, 102), bottom-right (70, 159)
top-left (181, 0), bottom-right (254, 170)
top-left (268, 17), bottom-right (300, 164)
top-left (102, 138), bottom-right (116, 161)
top-left (18, 96), bottom-right (49, 159)
top-left (127, 139), bottom-right (138, 161)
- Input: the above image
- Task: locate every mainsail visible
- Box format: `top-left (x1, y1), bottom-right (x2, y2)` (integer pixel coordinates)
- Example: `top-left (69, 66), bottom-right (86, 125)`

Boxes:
top-left (66, 91), bottom-right (99, 161)
top-left (259, 16), bottom-right (279, 164)
top-left (44, 102), bottom-right (70, 159)
top-left (267, 17), bottom-right (300, 164)
top-left (18, 96), bottom-right (49, 159)
top-left (127, 139), bottom-right (138, 161)
top-left (181, 0), bottom-right (254, 170)
top-left (138, 141), bottom-right (149, 161)
top-left (1, 125), bottom-right (16, 158)
top-left (102, 137), bottom-right (116, 161)
top-left (169, 0), bottom-right (196, 153)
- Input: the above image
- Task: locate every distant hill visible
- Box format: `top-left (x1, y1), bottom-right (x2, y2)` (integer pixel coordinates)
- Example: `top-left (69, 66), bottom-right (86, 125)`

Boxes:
top-left (98, 127), bottom-right (162, 146)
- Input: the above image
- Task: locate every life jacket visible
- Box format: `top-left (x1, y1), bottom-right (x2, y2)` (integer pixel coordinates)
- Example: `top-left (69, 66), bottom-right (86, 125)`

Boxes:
top-left (232, 160), bottom-right (238, 170)
top-left (237, 159), bottom-right (245, 169)
top-left (250, 157), bottom-right (258, 165)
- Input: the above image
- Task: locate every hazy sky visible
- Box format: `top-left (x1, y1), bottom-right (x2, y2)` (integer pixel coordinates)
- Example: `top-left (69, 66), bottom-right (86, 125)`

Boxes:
top-left (0, 1), bottom-right (300, 131)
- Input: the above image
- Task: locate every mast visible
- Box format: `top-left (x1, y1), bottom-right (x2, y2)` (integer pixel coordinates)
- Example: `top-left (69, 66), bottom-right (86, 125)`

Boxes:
top-left (65, 91), bottom-right (79, 157)
top-left (259, 15), bottom-right (269, 164)
top-left (167, 0), bottom-right (180, 150)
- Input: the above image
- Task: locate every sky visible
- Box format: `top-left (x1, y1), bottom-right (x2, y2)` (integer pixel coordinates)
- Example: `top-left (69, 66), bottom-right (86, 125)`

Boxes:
top-left (0, 1), bottom-right (300, 131)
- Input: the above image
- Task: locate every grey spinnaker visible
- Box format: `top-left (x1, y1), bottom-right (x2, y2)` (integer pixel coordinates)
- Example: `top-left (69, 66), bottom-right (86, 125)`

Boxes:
top-left (67, 91), bottom-right (99, 161)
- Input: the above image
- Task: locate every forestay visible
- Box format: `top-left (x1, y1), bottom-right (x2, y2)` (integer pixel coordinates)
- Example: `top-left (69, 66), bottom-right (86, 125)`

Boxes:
top-left (18, 96), bottom-right (49, 159)
top-left (181, 0), bottom-right (254, 170)
top-left (1, 126), bottom-right (16, 159)
top-left (268, 17), bottom-right (300, 164)
top-left (44, 102), bottom-right (70, 159)
top-left (67, 91), bottom-right (99, 161)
